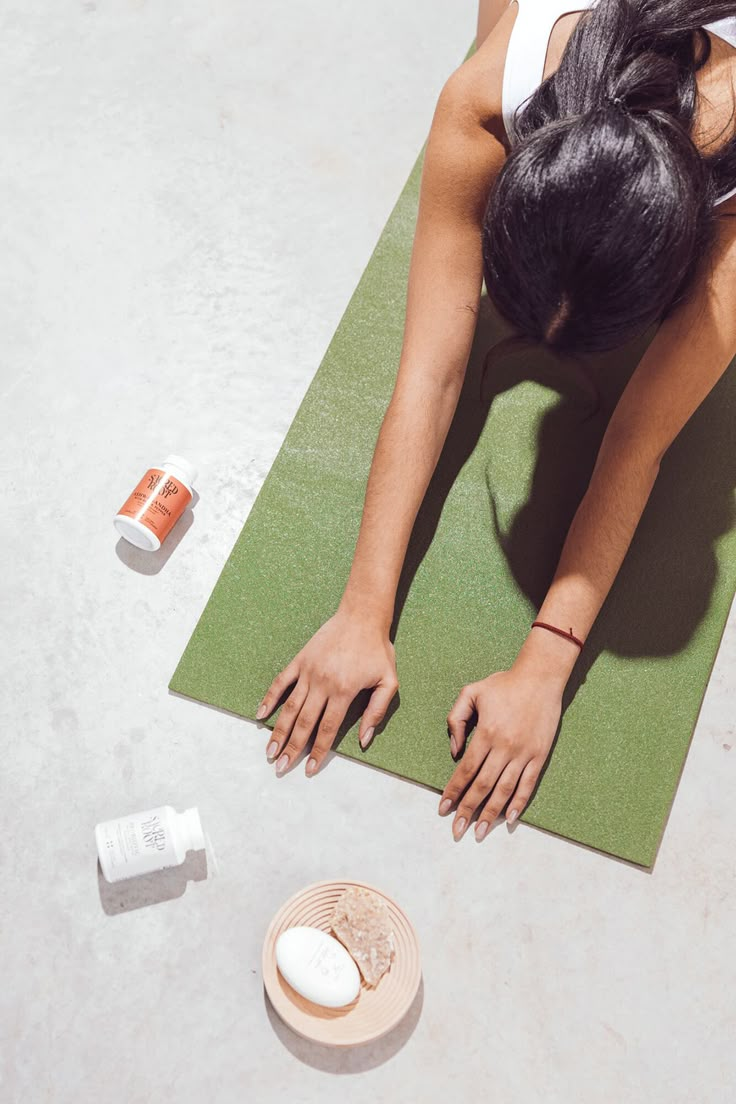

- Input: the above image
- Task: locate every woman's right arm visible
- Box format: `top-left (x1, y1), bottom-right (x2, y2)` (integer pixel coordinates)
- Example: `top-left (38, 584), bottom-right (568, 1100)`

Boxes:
top-left (258, 60), bottom-right (508, 774)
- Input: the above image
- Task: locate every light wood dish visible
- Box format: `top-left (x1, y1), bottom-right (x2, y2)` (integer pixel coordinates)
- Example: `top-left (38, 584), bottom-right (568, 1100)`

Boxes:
top-left (262, 879), bottom-right (422, 1047)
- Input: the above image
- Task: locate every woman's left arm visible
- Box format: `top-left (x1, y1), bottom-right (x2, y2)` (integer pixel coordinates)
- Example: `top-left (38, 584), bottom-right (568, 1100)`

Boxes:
top-left (440, 213), bottom-right (736, 841)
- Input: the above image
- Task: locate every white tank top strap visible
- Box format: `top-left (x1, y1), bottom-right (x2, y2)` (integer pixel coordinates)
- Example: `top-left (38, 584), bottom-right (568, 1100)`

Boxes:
top-left (502, 1), bottom-right (736, 206)
top-left (502, 0), bottom-right (595, 145)
top-left (713, 182), bottom-right (736, 206)
top-left (706, 17), bottom-right (736, 49)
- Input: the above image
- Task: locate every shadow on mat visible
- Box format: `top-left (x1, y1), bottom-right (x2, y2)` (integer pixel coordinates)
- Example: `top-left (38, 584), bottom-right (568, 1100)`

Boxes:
top-left (386, 291), bottom-right (736, 726)
top-left (311, 289), bottom-right (734, 803)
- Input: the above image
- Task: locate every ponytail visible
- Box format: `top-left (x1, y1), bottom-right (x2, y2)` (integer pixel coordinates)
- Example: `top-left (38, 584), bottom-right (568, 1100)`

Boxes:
top-left (481, 1), bottom-right (736, 353)
top-left (515, 0), bottom-right (736, 199)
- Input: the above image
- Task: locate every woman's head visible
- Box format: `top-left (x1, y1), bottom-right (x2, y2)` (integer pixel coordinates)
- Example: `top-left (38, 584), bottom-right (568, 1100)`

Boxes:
top-left (482, 0), bottom-right (736, 354)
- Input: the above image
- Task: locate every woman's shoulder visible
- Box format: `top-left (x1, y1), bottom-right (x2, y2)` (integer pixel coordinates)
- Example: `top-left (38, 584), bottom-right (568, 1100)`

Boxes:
top-left (443, 5), bottom-right (519, 144)
top-left (448, 4), bottom-right (584, 145)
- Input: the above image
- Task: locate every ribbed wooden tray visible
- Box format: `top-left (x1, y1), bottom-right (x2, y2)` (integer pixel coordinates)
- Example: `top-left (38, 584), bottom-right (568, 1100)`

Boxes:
top-left (262, 879), bottom-right (421, 1047)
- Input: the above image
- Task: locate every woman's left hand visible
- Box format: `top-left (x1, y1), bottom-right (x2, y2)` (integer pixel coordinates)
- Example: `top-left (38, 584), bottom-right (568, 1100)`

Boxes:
top-left (439, 666), bottom-right (563, 841)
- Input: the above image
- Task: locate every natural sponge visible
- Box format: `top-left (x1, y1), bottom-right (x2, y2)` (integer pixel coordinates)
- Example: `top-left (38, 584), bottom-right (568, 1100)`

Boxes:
top-left (329, 886), bottom-right (396, 987)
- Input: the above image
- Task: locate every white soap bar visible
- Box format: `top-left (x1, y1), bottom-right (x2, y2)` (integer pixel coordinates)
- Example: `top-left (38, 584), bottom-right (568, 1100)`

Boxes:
top-left (275, 926), bottom-right (361, 1008)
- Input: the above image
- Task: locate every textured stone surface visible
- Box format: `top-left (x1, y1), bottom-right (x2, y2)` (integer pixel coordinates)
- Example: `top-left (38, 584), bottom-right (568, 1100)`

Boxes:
top-left (330, 886), bottom-right (396, 987)
top-left (2, 2), bottom-right (735, 1102)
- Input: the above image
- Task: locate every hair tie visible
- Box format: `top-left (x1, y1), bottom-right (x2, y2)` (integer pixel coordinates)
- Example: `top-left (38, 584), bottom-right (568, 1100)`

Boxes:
top-left (605, 93), bottom-right (630, 115)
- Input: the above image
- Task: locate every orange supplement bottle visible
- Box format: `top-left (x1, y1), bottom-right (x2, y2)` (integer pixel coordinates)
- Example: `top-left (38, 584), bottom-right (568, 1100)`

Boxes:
top-left (114, 455), bottom-right (197, 551)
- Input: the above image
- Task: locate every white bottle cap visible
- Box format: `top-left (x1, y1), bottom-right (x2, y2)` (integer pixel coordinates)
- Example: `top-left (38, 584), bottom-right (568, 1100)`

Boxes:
top-left (163, 455), bottom-right (198, 487)
top-left (179, 807), bottom-right (205, 852)
top-left (113, 516), bottom-right (160, 551)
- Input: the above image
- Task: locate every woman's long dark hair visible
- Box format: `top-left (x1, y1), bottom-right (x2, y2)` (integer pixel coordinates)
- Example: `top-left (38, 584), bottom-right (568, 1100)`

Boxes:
top-left (482, 1), bottom-right (736, 353)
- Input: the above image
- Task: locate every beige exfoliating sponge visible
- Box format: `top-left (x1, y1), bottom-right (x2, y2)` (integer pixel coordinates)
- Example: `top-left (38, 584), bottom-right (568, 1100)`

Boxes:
top-left (329, 886), bottom-right (396, 987)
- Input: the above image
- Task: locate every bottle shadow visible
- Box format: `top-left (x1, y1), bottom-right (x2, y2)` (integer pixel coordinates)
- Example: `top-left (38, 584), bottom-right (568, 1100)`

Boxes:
top-left (97, 848), bottom-right (208, 915)
top-left (115, 489), bottom-right (199, 576)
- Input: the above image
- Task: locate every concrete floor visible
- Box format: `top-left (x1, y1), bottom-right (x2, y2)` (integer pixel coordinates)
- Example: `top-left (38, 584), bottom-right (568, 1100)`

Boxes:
top-left (2, 2), bottom-right (735, 1101)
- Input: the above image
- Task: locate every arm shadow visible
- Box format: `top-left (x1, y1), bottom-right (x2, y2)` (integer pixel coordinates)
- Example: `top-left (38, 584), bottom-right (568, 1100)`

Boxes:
top-left (384, 290), bottom-right (735, 721)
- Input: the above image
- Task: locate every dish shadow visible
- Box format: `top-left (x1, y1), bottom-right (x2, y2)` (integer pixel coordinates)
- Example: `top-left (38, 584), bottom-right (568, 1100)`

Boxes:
top-left (263, 975), bottom-right (424, 1073)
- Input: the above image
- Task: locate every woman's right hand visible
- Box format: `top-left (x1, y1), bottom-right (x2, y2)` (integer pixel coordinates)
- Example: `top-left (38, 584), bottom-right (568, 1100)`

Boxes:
top-left (256, 607), bottom-right (399, 777)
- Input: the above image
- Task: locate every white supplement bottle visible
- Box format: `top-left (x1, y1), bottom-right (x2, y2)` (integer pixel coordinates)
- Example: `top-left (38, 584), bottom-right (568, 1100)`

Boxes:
top-left (114, 455), bottom-right (197, 551)
top-left (95, 804), bottom-right (205, 883)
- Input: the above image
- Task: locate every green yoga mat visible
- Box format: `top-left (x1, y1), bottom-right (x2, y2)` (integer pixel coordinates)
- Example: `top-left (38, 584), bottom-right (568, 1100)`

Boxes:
top-left (170, 43), bottom-right (736, 868)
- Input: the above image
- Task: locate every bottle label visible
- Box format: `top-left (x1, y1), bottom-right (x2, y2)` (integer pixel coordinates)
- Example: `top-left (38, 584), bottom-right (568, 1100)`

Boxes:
top-left (117, 468), bottom-right (192, 540)
top-left (97, 806), bottom-right (178, 881)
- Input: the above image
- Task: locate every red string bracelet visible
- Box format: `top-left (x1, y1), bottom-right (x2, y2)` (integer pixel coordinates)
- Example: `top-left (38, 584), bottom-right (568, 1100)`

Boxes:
top-left (531, 620), bottom-right (584, 651)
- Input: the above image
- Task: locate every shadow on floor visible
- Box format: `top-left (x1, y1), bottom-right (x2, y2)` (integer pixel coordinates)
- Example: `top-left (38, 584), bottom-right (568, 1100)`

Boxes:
top-left (115, 489), bottom-right (199, 575)
top-left (263, 975), bottom-right (424, 1072)
top-left (97, 848), bottom-right (208, 915)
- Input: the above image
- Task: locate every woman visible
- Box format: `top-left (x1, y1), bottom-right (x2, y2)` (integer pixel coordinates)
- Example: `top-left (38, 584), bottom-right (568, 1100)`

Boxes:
top-left (255, 0), bottom-right (736, 841)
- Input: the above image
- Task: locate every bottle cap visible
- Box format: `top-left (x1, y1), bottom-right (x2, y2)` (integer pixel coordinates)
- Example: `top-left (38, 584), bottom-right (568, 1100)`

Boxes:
top-left (113, 515), bottom-right (160, 551)
top-left (180, 806), bottom-right (205, 852)
top-left (163, 455), bottom-right (198, 487)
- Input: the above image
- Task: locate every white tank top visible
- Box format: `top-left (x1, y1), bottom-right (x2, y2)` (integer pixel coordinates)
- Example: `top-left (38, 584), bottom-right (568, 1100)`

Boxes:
top-left (502, 0), bottom-right (736, 205)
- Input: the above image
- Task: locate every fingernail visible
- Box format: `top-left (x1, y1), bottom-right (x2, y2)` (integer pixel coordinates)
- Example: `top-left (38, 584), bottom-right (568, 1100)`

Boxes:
top-left (306, 757), bottom-right (317, 776)
top-left (439, 798), bottom-right (452, 815)
top-left (275, 753), bottom-right (289, 775)
top-left (450, 737), bottom-right (457, 757)
top-left (507, 809), bottom-right (519, 824)
top-left (360, 726), bottom-right (375, 749)
top-left (256, 703), bottom-right (267, 720)
top-left (475, 821), bottom-right (489, 842)
top-left (266, 741), bottom-right (278, 760)
top-left (453, 817), bottom-right (467, 839)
